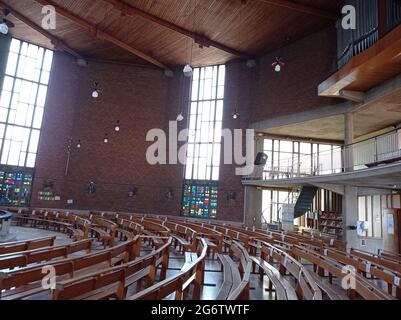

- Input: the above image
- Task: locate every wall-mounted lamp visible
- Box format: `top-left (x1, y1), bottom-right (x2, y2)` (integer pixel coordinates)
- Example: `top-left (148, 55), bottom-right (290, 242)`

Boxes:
top-left (114, 120), bottom-right (121, 132)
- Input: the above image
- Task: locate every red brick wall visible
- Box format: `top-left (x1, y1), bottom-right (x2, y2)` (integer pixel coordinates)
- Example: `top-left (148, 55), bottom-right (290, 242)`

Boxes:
top-left (250, 27), bottom-right (338, 121)
top-left (32, 55), bottom-right (183, 215)
top-left (31, 27), bottom-right (337, 222)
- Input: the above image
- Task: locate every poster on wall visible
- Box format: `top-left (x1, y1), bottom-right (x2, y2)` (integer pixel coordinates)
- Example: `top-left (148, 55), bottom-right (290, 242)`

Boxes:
top-left (357, 220), bottom-right (368, 237)
top-left (281, 204), bottom-right (295, 232)
top-left (387, 214), bottom-right (395, 235)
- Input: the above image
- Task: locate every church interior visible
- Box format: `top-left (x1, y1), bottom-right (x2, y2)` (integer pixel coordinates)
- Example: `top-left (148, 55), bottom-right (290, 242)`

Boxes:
top-left (1, 0), bottom-right (401, 302)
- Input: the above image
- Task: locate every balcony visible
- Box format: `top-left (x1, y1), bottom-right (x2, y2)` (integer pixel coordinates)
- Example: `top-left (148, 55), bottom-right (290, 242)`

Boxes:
top-left (243, 129), bottom-right (401, 188)
top-left (319, 0), bottom-right (401, 98)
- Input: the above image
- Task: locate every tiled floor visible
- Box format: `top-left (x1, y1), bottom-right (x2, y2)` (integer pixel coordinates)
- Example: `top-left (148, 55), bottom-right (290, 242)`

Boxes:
top-left (6, 226), bottom-right (72, 246)
top-left (2, 227), bottom-right (287, 301)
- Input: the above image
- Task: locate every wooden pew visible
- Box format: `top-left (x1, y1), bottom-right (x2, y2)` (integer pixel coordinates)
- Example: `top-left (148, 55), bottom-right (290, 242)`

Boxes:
top-left (160, 220), bottom-right (197, 254)
top-left (52, 238), bottom-right (171, 300)
top-left (0, 239), bottom-right (92, 271)
top-left (225, 241), bottom-right (252, 300)
top-left (216, 241), bottom-right (251, 300)
top-left (0, 239), bottom-right (141, 300)
top-left (0, 237), bottom-right (56, 255)
top-left (116, 219), bottom-right (144, 241)
top-left (89, 216), bottom-right (118, 247)
top-left (292, 245), bottom-right (395, 300)
top-left (178, 221), bottom-right (224, 258)
top-left (326, 247), bottom-right (401, 298)
top-left (259, 242), bottom-right (322, 300)
top-left (128, 238), bottom-right (207, 300)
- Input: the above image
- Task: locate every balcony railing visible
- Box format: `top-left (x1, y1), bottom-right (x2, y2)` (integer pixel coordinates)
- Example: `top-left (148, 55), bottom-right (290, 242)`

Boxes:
top-left (247, 130), bottom-right (401, 181)
top-left (337, 0), bottom-right (401, 69)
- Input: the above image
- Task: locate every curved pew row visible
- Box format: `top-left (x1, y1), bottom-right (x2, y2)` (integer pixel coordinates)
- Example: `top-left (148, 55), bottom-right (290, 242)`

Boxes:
top-left (323, 247), bottom-right (401, 299)
top-left (136, 215), bottom-right (224, 257)
top-left (52, 237), bottom-right (172, 300)
top-left (0, 237), bottom-right (56, 255)
top-left (256, 242), bottom-right (322, 300)
top-left (148, 216), bottom-right (398, 301)
top-left (291, 245), bottom-right (395, 300)
top-left (128, 238), bottom-right (208, 300)
top-left (0, 239), bottom-right (92, 271)
top-left (217, 240), bottom-right (252, 300)
top-left (0, 238), bottom-right (141, 300)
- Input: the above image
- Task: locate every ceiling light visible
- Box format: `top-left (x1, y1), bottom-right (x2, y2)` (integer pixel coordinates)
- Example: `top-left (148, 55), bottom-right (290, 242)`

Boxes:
top-left (0, 21), bottom-right (8, 35)
top-left (103, 134), bottom-right (109, 144)
top-left (183, 64), bottom-right (193, 77)
top-left (76, 140), bottom-right (81, 148)
top-left (232, 112), bottom-right (240, 120)
top-left (92, 82), bottom-right (100, 98)
top-left (176, 112), bottom-right (184, 122)
top-left (272, 57), bottom-right (285, 73)
top-left (114, 120), bottom-right (120, 132)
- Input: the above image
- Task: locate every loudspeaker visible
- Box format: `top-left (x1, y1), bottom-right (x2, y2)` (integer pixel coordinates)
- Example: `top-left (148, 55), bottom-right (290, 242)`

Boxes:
top-left (254, 152), bottom-right (268, 166)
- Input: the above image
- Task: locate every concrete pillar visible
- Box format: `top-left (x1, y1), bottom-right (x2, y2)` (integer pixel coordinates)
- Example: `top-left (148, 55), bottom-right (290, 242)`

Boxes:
top-left (242, 134), bottom-right (265, 227)
top-left (343, 185), bottom-right (358, 249)
top-left (344, 112), bottom-right (354, 171)
top-left (244, 186), bottom-right (262, 228)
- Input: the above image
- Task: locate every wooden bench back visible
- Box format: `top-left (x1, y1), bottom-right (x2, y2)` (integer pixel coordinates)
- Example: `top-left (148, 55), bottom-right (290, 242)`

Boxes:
top-left (128, 238), bottom-right (207, 300)
top-left (0, 237), bottom-right (56, 255)
top-left (261, 242), bottom-right (322, 300)
top-left (292, 245), bottom-right (395, 300)
top-left (53, 238), bottom-right (171, 300)
top-left (0, 238), bottom-right (140, 297)
top-left (0, 239), bottom-right (92, 271)
top-left (227, 241), bottom-right (252, 300)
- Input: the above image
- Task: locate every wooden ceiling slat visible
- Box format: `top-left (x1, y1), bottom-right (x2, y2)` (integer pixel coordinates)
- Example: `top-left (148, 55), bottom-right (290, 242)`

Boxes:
top-left (1, 0), bottom-right (341, 67)
top-left (0, 0), bottom-right (83, 59)
top-left (102, 0), bottom-right (250, 58)
top-left (34, 0), bottom-right (169, 69)
top-left (258, 0), bottom-right (338, 20)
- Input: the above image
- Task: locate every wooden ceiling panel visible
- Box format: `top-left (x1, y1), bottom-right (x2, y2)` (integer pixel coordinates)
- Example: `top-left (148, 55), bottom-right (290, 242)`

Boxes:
top-left (2, 0), bottom-right (341, 67)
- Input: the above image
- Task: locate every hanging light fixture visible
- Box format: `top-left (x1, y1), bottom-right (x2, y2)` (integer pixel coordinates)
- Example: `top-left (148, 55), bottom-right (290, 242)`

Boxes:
top-left (114, 120), bottom-right (120, 132)
top-left (232, 112), bottom-right (240, 120)
top-left (176, 112), bottom-right (184, 122)
top-left (0, 9), bottom-right (14, 35)
top-left (0, 20), bottom-right (8, 35)
top-left (76, 140), bottom-right (81, 148)
top-left (92, 82), bottom-right (100, 98)
top-left (103, 133), bottom-right (109, 144)
top-left (183, 64), bottom-right (193, 77)
top-left (272, 57), bottom-right (285, 72)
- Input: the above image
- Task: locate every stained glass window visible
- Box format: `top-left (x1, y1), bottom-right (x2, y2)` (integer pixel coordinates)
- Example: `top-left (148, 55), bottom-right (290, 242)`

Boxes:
top-left (0, 169), bottom-right (33, 206)
top-left (182, 180), bottom-right (218, 219)
top-left (181, 65), bottom-right (225, 219)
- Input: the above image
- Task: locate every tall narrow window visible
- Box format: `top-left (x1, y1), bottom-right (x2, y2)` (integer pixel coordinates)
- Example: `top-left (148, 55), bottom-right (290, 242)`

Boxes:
top-left (0, 38), bottom-right (53, 206)
top-left (181, 65), bottom-right (225, 219)
top-left (0, 38), bottom-right (53, 168)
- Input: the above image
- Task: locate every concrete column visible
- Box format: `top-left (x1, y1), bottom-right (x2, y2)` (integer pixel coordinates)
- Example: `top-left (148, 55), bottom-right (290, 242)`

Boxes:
top-left (343, 185), bottom-right (358, 249)
top-left (244, 186), bottom-right (262, 228)
top-left (344, 112), bottom-right (354, 171)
